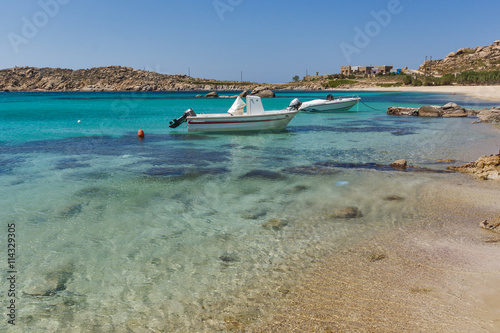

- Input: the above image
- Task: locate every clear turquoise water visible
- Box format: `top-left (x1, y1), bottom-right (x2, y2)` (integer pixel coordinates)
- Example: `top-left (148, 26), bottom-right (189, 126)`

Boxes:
top-left (1, 91), bottom-right (499, 331)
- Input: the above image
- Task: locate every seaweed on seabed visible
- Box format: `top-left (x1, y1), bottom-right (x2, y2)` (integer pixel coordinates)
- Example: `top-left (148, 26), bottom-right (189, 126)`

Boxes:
top-left (57, 203), bottom-right (84, 219)
top-left (23, 263), bottom-right (76, 297)
top-left (238, 169), bottom-right (287, 180)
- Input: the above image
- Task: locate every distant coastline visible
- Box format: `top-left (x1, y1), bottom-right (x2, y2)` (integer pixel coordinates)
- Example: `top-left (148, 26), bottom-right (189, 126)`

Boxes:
top-left (2, 66), bottom-right (500, 103)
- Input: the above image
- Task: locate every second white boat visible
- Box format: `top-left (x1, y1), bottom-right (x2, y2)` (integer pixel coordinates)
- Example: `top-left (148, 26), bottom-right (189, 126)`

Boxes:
top-left (298, 94), bottom-right (361, 112)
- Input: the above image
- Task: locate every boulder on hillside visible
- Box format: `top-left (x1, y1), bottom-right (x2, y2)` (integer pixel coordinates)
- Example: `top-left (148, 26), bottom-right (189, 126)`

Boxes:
top-left (250, 86), bottom-right (276, 98)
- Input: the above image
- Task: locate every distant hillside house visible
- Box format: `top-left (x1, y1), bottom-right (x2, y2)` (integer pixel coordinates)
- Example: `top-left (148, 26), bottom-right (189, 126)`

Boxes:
top-left (341, 65), bottom-right (393, 76)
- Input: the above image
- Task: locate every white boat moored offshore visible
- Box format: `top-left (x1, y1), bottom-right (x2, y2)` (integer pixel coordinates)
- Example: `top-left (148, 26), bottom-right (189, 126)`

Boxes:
top-left (169, 96), bottom-right (300, 133)
top-left (298, 94), bottom-right (361, 112)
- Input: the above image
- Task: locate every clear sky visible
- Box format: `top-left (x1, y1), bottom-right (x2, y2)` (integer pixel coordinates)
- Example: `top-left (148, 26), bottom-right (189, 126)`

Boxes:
top-left (1, 0), bottom-right (499, 83)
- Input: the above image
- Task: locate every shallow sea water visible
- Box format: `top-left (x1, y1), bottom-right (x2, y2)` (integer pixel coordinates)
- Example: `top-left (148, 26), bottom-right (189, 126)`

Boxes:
top-left (0, 91), bottom-right (499, 331)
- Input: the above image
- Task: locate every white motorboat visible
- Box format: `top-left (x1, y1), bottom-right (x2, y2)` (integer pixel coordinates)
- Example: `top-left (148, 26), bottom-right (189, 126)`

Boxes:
top-left (298, 94), bottom-right (361, 112)
top-left (169, 96), bottom-right (300, 133)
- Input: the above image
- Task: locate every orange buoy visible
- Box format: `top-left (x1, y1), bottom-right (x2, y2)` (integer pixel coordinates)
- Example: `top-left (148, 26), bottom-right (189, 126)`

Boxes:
top-left (138, 129), bottom-right (145, 139)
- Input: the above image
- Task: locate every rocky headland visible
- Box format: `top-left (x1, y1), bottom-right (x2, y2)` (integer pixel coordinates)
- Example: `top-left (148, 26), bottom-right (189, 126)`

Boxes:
top-left (420, 40), bottom-right (500, 75)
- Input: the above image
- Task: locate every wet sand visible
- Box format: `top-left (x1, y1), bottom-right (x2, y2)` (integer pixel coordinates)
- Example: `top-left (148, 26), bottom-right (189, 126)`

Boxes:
top-left (353, 85), bottom-right (500, 102)
top-left (252, 175), bottom-right (500, 332)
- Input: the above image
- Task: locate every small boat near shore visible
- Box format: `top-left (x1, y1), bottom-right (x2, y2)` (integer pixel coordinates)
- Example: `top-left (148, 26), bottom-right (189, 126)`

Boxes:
top-left (169, 96), bottom-right (300, 133)
top-left (298, 94), bottom-right (361, 112)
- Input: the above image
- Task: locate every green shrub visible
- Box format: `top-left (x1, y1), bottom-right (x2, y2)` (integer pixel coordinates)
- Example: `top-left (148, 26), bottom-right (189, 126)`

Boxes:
top-left (402, 75), bottom-right (413, 85)
top-left (327, 79), bottom-right (358, 88)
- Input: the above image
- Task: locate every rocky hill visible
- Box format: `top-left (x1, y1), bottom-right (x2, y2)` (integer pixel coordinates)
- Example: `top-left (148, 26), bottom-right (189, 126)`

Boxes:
top-left (0, 65), bottom-right (341, 92)
top-left (0, 66), bottom-right (268, 92)
top-left (419, 40), bottom-right (500, 75)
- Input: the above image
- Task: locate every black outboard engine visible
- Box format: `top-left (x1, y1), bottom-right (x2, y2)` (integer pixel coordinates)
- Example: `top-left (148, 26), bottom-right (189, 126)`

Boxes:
top-left (169, 108), bottom-right (196, 128)
top-left (287, 98), bottom-right (302, 111)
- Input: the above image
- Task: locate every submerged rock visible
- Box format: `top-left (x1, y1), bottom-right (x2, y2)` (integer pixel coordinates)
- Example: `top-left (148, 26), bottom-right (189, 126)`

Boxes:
top-left (331, 207), bottom-right (363, 219)
top-left (448, 153), bottom-right (500, 180)
top-left (24, 264), bottom-right (75, 296)
top-left (219, 253), bottom-right (239, 263)
top-left (262, 218), bottom-right (289, 231)
top-left (282, 165), bottom-right (341, 175)
top-left (384, 195), bottom-right (405, 201)
top-left (241, 209), bottom-right (267, 220)
top-left (479, 217), bottom-right (500, 232)
top-left (58, 203), bottom-right (83, 219)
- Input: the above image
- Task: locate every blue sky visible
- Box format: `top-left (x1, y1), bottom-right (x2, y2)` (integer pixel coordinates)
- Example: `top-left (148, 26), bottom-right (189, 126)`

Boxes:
top-left (1, 0), bottom-right (499, 83)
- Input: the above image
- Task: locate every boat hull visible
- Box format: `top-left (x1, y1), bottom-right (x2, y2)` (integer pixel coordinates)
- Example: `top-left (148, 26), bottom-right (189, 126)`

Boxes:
top-left (186, 110), bottom-right (298, 133)
top-left (299, 97), bottom-right (361, 112)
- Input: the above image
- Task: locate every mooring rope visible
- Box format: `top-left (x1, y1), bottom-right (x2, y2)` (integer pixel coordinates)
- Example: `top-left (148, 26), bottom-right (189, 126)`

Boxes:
top-left (360, 100), bottom-right (385, 111)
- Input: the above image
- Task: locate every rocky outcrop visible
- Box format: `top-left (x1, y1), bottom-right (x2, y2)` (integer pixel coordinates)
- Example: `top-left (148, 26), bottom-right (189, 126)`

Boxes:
top-left (239, 90), bottom-right (250, 98)
top-left (204, 91), bottom-right (218, 98)
top-left (441, 102), bottom-right (468, 117)
top-left (477, 107), bottom-right (500, 124)
top-left (390, 159), bottom-right (407, 169)
top-left (387, 106), bottom-right (418, 116)
top-left (418, 105), bottom-right (443, 117)
top-left (388, 102), bottom-right (474, 118)
top-left (250, 86), bottom-right (276, 98)
top-left (448, 153), bottom-right (500, 180)
top-left (419, 40), bottom-right (500, 75)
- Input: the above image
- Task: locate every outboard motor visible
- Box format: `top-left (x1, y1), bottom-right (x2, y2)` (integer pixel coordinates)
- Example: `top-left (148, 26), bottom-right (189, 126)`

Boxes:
top-left (169, 108), bottom-right (196, 128)
top-left (287, 98), bottom-right (302, 111)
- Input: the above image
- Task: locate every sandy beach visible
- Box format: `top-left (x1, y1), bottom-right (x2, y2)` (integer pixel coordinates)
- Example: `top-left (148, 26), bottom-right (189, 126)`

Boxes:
top-left (254, 176), bottom-right (500, 332)
top-left (353, 85), bottom-right (500, 103)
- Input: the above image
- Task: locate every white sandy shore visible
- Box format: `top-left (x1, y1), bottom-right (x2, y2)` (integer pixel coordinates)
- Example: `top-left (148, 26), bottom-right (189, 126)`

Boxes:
top-left (350, 85), bottom-right (500, 103)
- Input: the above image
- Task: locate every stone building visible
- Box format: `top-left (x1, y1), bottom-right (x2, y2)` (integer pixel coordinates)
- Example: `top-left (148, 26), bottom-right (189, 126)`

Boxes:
top-left (341, 65), bottom-right (393, 76)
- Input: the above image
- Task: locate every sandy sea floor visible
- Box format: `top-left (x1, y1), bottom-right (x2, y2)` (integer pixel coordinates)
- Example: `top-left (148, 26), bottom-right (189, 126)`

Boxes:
top-left (246, 174), bottom-right (500, 332)
top-left (247, 89), bottom-right (500, 332)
